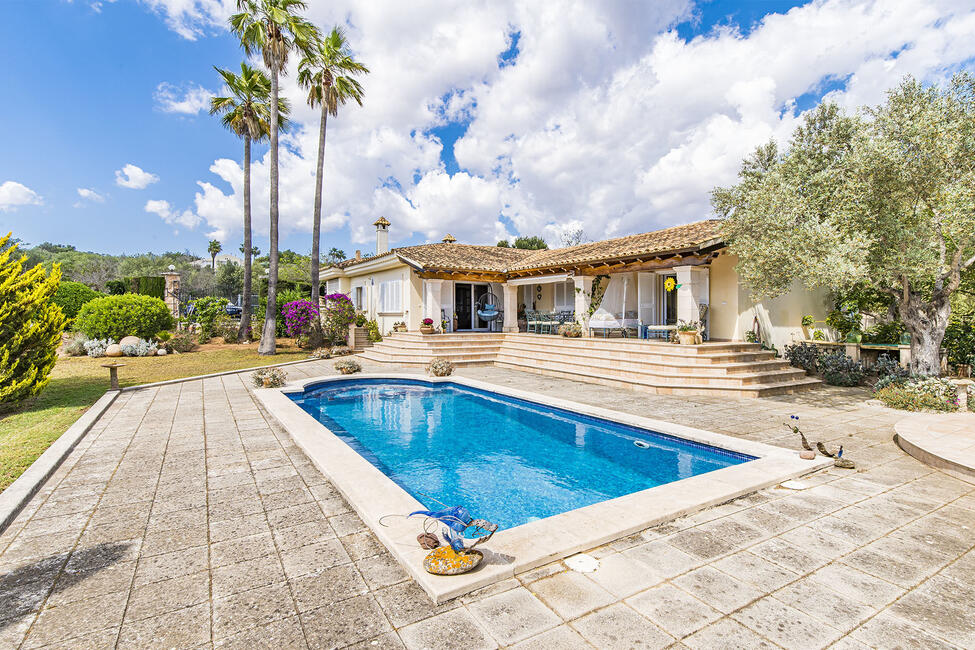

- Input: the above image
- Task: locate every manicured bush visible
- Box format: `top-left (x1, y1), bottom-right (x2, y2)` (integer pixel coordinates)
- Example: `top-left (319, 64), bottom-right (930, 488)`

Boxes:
top-left (121, 338), bottom-right (158, 357)
top-left (875, 377), bottom-right (958, 412)
top-left (427, 357), bottom-right (454, 377)
top-left (76, 294), bottom-right (174, 340)
top-left (0, 234), bottom-right (66, 404)
top-left (818, 349), bottom-right (864, 386)
top-left (784, 341), bottom-right (820, 373)
top-left (52, 280), bottom-right (101, 320)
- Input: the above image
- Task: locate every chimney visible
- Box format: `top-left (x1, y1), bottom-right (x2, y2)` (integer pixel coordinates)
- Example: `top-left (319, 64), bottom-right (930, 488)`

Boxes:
top-left (442, 233), bottom-right (457, 244)
top-left (373, 217), bottom-right (390, 254)
top-left (355, 250), bottom-right (362, 261)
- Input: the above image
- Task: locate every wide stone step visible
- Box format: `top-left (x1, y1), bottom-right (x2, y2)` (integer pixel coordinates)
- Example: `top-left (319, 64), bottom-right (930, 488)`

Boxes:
top-left (496, 347), bottom-right (793, 376)
top-left (493, 358), bottom-right (821, 397)
top-left (496, 341), bottom-right (781, 368)
top-left (493, 353), bottom-right (807, 388)
top-left (504, 333), bottom-right (764, 355)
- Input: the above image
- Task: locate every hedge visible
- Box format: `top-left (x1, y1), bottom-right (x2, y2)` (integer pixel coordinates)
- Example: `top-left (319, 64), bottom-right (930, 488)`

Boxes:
top-left (76, 294), bottom-right (174, 340)
top-left (52, 280), bottom-right (102, 320)
top-left (105, 276), bottom-right (166, 299)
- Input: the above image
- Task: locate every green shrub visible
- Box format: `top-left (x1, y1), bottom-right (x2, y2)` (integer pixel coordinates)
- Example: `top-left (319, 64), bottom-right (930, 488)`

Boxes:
top-left (63, 333), bottom-right (89, 356)
top-left (164, 330), bottom-right (197, 353)
top-left (875, 377), bottom-right (958, 412)
top-left (365, 319), bottom-right (382, 342)
top-left (861, 320), bottom-right (905, 344)
top-left (784, 341), bottom-right (820, 373)
top-left (943, 318), bottom-right (975, 367)
top-left (52, 280), bottom-right (101, 320)
top-left (76, 294), bottom-right (174, 340)
top-left (136, 276), bottom-right (165, 300)
top-left (255, 288), bottom-right (304, 337)
top-left (0, 234), bottom-right (66, 405)
top-left (818, 349), bottom-right (864, 386)
top-left (189, 296), bottom-right (229, 342)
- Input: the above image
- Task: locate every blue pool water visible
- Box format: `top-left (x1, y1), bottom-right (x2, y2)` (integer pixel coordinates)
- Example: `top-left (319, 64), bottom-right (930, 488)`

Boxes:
top-left (290, 379), bottom-right (754, 531)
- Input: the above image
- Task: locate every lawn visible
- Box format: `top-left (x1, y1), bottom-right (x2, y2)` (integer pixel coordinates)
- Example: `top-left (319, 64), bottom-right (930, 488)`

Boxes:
top-left (0, 341), bottom-right (309, 492)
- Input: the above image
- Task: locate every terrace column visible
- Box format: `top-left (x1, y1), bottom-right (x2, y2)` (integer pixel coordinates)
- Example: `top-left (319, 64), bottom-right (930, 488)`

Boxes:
top-left (573, 275), bottom-right (593, 337)
top-left (674, 266), bottom-right (709, 333)
top-left (502, 283), bottom-right (518, 332)
top-left (424, 279), bottom-right (445, 328)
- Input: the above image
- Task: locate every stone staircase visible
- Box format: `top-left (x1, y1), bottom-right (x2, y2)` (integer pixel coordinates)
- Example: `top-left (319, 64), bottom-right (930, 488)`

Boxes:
top-left (359, 332), bottom-right (820, 398)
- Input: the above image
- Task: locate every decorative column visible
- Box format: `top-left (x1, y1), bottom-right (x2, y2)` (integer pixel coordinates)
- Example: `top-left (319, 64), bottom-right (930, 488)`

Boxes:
top-left (501, 283), bottom-right (518, 332)
top-left (161, 270), bottom-right (181, 319)
top-left (674, 266), bottom-right (709, 332)
top-left (424, 279), bottom-right (445, 327)
top-left (573, 275), bottom-right (593, 336)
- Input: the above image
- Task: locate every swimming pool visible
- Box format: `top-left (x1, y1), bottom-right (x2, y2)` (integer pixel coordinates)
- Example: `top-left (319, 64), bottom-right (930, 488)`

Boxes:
top-left (289, 378), bottom-right (755, 531)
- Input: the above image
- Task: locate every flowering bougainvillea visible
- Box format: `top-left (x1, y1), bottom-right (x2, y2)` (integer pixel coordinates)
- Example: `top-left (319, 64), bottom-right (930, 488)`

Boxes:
top-left (322, 293), bottom-right (356, 344)
top-left (282, 300), bottom-right (320, 342)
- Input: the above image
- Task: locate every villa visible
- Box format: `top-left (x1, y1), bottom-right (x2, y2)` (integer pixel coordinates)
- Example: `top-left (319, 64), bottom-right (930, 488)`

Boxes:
top-left (321, 218), bottom-right (829, 396)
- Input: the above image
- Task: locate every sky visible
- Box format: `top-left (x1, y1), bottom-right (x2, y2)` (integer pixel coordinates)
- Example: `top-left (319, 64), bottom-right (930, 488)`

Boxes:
top-left (2, 0), bottom-right (974, 260)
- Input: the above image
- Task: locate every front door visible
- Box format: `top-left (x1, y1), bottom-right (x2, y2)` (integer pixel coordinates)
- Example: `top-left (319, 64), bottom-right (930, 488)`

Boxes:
top-left (664, 274), bottom-right (678, 325)
top-left (473, 284), bottom-right (489, 329)
top-left (455, 284), bottom-right (473, 329)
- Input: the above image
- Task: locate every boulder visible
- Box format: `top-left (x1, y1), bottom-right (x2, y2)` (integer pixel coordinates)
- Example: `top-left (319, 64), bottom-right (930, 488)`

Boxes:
top-left (105, 344), bottom-right (123, 358)
top-left (157, 348), bottom-right (168, 356)
top-left (119, 336), bottom-right (141, 347)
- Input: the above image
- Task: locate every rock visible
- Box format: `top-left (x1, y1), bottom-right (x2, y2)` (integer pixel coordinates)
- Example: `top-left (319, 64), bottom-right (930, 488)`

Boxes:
top-left (119, 336), bottom-right (141, 347)
top-left (105, 344), bottom-right (123, 358)
top-left (157, 348), bottom-right (168, 356)
top-left (799, 450), bottom-right (816, 460)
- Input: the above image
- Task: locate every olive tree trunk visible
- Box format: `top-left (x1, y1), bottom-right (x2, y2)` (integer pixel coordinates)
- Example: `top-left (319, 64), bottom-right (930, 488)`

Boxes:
top-left (259, 63), bottom-right (281, 356)
top-left (898, 294), bottom-right (950, 376)
top-left (238, 136), bottom-right (253, 343)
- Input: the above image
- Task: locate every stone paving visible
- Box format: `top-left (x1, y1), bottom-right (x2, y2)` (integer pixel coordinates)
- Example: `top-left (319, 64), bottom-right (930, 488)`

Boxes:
top-left (1, 359), bottom-right (974, 649)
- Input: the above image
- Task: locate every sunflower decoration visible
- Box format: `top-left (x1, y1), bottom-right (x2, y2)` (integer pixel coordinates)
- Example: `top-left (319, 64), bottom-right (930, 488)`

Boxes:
top-left (664, 277), bottom-right (681, 292)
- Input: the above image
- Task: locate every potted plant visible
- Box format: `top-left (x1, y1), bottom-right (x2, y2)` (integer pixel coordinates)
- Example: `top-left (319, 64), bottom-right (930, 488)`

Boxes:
top-left (676, 320), bottom-right (699, 345)
top-left (392, 320), bottom-right (407, 332)
top-left (801, 314), bottom-right (814, 339)
top-left (558, 322), bottom-right (582, 338)
top-left (420, 318), bottom-right (436, 334)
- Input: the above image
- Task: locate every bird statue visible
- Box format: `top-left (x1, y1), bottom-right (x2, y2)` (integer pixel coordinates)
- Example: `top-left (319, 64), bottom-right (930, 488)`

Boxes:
top-left (784, 415), bottom-right (813, 451)
top-left (816, 441), bottom-right (838, 458)
top-left (833, 445), bottom-right (855, 469)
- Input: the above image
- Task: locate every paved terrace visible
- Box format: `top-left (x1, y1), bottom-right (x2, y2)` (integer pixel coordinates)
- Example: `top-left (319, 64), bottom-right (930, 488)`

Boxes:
top-left (1, 360), bottom-right (973, 649)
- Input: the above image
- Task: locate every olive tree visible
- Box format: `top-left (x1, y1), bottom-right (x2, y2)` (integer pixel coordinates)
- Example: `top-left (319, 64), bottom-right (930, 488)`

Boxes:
top-left (713, 74), bottom-right (975, 375)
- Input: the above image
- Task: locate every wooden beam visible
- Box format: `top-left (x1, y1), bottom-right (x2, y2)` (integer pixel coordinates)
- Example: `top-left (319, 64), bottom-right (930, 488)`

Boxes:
top-left (416, 271), bottom-right (506, 283)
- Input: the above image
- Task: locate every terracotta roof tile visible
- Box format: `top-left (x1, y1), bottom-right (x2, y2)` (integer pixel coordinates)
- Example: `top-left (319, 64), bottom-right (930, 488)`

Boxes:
top-left (396, 243), bottom-right (534, 272)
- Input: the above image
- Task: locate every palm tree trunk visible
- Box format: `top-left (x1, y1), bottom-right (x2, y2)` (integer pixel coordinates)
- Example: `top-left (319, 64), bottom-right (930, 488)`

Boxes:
top-left (259, 62), bottom-right (281, 355)
top-left (238, 136), bottom-right (253, 343)
top-left (310, 100), bottom-right (327, 308)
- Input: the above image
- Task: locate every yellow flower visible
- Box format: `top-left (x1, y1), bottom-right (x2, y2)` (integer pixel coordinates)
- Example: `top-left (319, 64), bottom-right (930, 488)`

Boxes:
top-left (664, 277), bottom-right (676, 292)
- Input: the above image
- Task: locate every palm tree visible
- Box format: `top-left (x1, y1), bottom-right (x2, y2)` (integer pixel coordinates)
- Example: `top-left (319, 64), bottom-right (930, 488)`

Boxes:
top-left (298, 26), bottom-right (369, 307)
top-left (230, 0), bottom-right (318, 355)
top-left (210, 63), bottom-right (290, 343)
top-left (208, 240), bottom-right (222, 271)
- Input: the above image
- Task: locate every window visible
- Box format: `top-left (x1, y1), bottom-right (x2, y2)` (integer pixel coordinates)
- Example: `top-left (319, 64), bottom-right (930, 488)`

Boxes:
top-left (354, 286), bottom-right (363, 310)
top-left (554, 280), bottom-right (574, 310)
top-left (378, 279), bottom-right (402, 313)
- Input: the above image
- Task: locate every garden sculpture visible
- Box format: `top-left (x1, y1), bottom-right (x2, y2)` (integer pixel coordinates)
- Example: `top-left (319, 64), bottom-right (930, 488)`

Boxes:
top-left (409, 505), bottom-right (498, 575)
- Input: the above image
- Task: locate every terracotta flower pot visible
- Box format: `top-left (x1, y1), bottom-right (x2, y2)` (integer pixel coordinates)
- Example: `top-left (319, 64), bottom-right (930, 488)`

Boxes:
top-left (420, 326), bottom-right (435, 334)
top-left (678, 331), bottom-right (698, 345)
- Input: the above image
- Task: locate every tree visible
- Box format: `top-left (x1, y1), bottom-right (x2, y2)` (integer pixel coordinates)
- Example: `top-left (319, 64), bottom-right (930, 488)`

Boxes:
top-left (211, 62), bottom-right (290, 343)
top-left (298, 26), bottom-right (368, 307)
top-left (216, 261), bottom-right (245, 300)
top-left (560, 228), bottom-right (589, 248)
top-left (231, 0), bottom-right (318, 355)
top-left (208, 239), bottom-right (223, 270)
top-left (496, 240), bottom-right (510, 248)
top-left (513, 236), bottom-right (548, 250)
top-left (0, 234), bottom-right (66, 405)
top-left (713, 74), bottom-right (975, 375)
top-left (324, 247), bottom-right (346, 265)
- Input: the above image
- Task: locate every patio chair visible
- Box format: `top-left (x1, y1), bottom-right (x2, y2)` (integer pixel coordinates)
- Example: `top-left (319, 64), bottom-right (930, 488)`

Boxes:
top-left (526, 310), bottom-right (541, 334)
top-left (541, 311), bottom-right (558, 334)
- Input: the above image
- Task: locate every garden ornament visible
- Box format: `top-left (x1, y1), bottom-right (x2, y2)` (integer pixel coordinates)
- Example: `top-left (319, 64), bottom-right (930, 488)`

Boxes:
top-left (409, 505), bottom-right (498, 575)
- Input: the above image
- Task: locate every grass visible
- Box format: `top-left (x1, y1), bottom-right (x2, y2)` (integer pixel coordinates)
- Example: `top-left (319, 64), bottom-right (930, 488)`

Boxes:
top-left (0, 340), bottom-right (308, 492)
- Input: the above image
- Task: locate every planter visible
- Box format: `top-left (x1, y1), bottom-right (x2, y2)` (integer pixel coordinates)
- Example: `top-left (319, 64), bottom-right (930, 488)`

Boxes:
top-left (393, 326), bottom-right (407, 333)
top-left (419, 326), bottom-right (435, 334)
top-left (958, 364), bottom-right (972, 378)
top-left (677, 330), bottom-right (699, 345)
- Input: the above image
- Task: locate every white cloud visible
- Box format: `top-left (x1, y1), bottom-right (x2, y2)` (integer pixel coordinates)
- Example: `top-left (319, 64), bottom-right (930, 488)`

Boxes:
top-left (115, 164), bottom-right (159, 189)
top-left (154, 82), bottom-right (214, 115)
top-left (143, 0), bottom-right (975, 247)
top-left (145, 198), bottom-right (201, 229)
top-left (0, 181), bottom-right (42, 212)
top-left (76, 187), bottom-right (105, 203)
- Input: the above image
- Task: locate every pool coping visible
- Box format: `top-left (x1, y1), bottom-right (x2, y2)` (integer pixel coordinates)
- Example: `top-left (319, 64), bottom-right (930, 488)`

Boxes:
top-left (255, 373), bottom-right (832, 603)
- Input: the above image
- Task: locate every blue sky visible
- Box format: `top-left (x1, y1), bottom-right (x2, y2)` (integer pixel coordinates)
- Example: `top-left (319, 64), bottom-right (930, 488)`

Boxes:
top-left (1, 0), bottom-right (972, 260)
